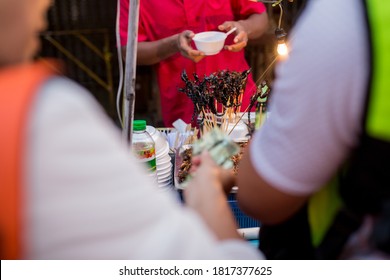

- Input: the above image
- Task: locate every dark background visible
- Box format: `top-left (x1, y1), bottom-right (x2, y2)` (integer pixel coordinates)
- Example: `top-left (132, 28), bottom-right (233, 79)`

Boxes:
top-left (38, 0), bottom-right (306, 127)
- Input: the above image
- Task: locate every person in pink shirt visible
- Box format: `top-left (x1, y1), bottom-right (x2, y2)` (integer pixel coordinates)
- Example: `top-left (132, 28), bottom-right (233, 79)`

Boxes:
top-left (120, 0), bottom-right (268, 127)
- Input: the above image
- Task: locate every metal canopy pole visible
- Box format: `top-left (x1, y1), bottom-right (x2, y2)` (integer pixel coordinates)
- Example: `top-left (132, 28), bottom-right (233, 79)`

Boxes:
top-left (122, 0), bottom-right (140, 145)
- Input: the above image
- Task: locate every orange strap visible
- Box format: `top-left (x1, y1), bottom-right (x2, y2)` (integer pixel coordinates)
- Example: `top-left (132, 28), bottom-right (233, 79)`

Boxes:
top-left (0, 61), bottom-right (56, 259)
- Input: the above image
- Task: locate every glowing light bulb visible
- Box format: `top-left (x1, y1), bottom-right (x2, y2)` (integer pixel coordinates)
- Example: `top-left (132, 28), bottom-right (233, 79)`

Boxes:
top-left (277, 42), bottom-right (288, 56)
top-left (275, 27), bottom-right (288, 57)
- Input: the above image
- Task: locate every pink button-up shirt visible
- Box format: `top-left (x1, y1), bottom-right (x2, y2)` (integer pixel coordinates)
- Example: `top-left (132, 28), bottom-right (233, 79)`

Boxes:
top-left (120, 0), bottom-right (266, 127)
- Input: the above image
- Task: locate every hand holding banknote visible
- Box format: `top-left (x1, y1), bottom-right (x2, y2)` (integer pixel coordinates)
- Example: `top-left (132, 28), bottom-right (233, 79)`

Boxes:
top-left (184, 151), bottom-right (241, 240)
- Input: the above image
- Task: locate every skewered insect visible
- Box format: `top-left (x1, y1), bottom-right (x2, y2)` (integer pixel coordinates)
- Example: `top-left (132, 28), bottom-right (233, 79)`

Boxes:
top-left (179, 69), bottom-right (253, 124)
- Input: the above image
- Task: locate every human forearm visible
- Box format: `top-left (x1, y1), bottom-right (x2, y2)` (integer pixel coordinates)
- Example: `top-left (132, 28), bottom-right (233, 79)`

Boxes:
top-left (136, 34), bottom-right (179, 65)
top-left (122, 30), bottom-right (204, 65)
top-left (121, 37), bottom-right (178, 65)
top-left (184, 152), bottom-right (242, 241)
top-left (238, 13), bottom-right (269, 40)
top-left (187, 187), bottom-right (242, 241)
top-left (209, 198), bottom-right (243, 241)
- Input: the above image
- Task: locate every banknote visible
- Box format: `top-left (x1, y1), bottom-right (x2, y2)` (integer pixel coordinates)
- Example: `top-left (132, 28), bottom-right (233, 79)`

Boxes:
top-left (179, 128), bottom-right (239, 188)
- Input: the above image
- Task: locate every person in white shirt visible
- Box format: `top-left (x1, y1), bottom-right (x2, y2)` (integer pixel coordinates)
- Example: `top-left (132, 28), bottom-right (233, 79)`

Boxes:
top-left (235, 0), bottom-right (390, 259)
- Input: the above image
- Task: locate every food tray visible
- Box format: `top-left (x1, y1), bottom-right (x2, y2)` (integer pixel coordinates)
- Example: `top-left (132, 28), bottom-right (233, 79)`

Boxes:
top-left (157, 127), bottom-right (258, 229)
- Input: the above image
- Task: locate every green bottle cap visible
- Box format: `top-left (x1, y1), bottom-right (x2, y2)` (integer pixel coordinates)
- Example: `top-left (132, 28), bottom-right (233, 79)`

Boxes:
top-left (133, 120), bottom-right (147, 131)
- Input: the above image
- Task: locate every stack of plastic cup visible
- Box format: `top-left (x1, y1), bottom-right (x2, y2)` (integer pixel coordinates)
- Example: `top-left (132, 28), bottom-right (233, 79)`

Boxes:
top-left (146, 126), bottom-right (172, 188)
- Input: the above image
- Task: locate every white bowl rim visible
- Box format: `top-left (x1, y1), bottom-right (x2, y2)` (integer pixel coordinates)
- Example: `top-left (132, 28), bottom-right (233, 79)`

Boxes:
top-left (157, 162), bottom-right (172, 171)
top-left (157, 175), bottom-right (172, 182)
top-left (158, 180), bottom-right (172, 187)
top-left (193, 31), bottom-right (226, 42)
top-left (156, 156), bottom-right (171, 164)
top-left (157, 158), bottom-right (172, 166)
top-left (157, 163), bottom-right (173, 175)
top-left (158, 172), bottom-right (172, 178)
top-left (156, 142), bottom-right (169, 157)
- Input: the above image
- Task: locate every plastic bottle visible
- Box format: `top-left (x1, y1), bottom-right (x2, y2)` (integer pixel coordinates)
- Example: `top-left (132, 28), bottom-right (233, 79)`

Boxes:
top-left (132, 120), bottom-right (157, 179)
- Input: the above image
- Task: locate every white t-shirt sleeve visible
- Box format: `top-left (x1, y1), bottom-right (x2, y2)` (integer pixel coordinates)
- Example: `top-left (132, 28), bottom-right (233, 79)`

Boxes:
top-left (250, 0), bottom-right (368, 195)
top-left (24, 77), bottom-right (262, 259)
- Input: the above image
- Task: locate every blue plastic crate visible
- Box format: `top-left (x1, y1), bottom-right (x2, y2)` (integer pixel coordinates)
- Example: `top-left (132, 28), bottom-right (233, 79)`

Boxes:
top-left (176, 190), bottom-right (260, 229)
top-left (228, 199), bottom-right (261, 229)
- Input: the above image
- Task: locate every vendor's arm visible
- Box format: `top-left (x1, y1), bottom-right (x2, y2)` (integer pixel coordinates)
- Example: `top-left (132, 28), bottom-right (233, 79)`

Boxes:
top-left (219, 13), bottom-right (268, 52)
top-left (121, 31), bottom-right (204, 65)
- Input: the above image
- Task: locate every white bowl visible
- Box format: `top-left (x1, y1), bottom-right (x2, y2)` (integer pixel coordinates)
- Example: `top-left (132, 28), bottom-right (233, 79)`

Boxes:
top-left (157, 174), bottom-right (171, 183)
top-left (156, 143), bottom-right (169, 158)
top-left (157, 166), bottom-right (172, 177)
top-left (157, 160), bottom-right (172, 171)
top-left (158, 173), bottom-right (171, 180)
top-left (156, 154), bottom-right (171, 165)
top-left (158, 181), bottom-right (172, 188)
top-left (158, 173), bottom-right (172, 184)
top-left (157, 164), bottom-right (172, 177)
top-left (193, 31), bottom-right (226, 55)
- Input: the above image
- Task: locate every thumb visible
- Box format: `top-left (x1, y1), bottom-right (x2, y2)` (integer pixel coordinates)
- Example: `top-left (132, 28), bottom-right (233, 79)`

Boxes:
top-left (218, 24), bottom-right (228, 32)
